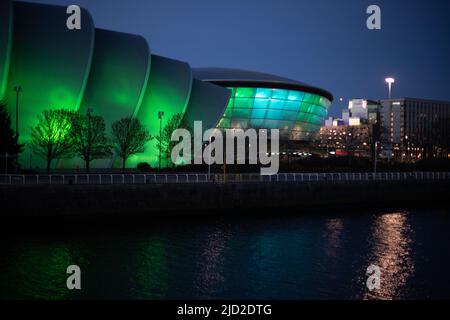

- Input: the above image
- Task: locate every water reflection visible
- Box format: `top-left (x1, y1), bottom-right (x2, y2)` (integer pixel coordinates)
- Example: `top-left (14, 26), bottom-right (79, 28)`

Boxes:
top-left (363, 212), bottom-right (415, 300)
top-left (129, 237), bottom-right (169, 299)
top-left (324, 219), bottom-right (344, 259)
top-left (0, 243), bottom-right (84, 300)
top-left (250, 232), bottom-right (285, 298)
top-left (0, 209), bottom-right (448, 299)
top-left (195, 227), bottom-right (229, 299)
top-left (247, 221), bottom-right (325, 299)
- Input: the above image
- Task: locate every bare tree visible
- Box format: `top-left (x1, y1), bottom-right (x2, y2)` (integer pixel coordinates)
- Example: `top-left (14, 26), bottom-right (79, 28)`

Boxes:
top-left (111, 116), bottom-right (152, 172)
top-left (154, 113), bottom-right (186, 168)
top-left (30, 109), bottom-right (75, 174)
top-left (71, 110), bottom-right (112, 173)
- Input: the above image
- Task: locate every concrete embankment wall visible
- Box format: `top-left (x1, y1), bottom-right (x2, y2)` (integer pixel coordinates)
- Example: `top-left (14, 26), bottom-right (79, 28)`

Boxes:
top-left (1, 180), bottom-right (449, 218)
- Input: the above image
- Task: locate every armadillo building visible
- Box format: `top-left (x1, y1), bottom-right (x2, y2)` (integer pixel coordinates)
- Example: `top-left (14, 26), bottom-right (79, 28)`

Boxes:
top-left (0, 0), bottom-right (333, 170)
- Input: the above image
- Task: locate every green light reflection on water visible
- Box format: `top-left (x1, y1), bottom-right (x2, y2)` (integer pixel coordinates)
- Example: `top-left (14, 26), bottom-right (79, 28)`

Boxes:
top-left (0, 244), bottom-right (84, 300)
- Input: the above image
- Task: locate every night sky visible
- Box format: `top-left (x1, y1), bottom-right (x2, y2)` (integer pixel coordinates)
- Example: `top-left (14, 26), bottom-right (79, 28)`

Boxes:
top-left (23, 0), bottom-right (450, 117)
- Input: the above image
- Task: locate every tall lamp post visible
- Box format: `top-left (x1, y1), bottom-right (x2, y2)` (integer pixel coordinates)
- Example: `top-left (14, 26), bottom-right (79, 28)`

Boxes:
top-left (206, 124), bottom-right (212, 181)
top-left (385, 77), bottom-right (395, 99)
top-left (373, 141), bottom-right (379, 174)
top-left (158, 111), bottom-right (164, 170)
top-left (13, 86), bottom-right (22, 135)
top-left (13, 86), bottom-right (22, 172)
top-left (4, 153), bottom-right (9, 175)
top-left (405, 135), bottom-right (410, 163)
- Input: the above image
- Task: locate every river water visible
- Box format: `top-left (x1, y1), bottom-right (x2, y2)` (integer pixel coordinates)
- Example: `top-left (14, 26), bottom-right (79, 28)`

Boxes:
top-left (0, 207), bottom-right (449, 300)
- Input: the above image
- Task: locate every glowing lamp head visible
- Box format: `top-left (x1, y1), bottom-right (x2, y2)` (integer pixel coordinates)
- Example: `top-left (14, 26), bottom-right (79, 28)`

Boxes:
top-left (385, 77), bottom-right (395, 84)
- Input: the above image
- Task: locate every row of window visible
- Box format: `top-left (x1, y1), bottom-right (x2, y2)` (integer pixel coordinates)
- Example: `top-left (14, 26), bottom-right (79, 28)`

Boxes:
top-left (221, 109), bottom-right (324, 125)
top-left (226, 98), bottom-right (328, 117)
top-left (218, 118), bottom-right (321, 132)
top-left (406, 102), bottom-right (450, 115)
top-left (229, 87), bottom-right (331, 108)
top-left (216, 87), bottom-right (330, 140)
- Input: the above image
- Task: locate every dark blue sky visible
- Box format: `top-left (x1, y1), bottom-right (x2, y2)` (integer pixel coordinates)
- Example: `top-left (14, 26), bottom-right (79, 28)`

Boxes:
top-left (25, 0), bottom-right (450, 117)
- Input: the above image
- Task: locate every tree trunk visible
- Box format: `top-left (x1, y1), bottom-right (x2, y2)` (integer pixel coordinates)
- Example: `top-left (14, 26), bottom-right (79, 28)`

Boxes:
top-left (122, 158), bottom-right (126, 174)
top-left (85, 160), bottom-right (90, 174)
top-left (47, 158), bottom-right (51, 175)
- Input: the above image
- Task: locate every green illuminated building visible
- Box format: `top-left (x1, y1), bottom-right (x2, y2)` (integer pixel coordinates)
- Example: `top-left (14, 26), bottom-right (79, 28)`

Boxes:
top-left (0, 1), bottom-right (333, 170)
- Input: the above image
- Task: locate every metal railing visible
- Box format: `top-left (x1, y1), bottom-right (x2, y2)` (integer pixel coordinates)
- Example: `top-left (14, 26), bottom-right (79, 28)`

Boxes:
top-left (0, 174), bottom-right (210, 185)
top-left (0, 172), bottom-right (449, 186)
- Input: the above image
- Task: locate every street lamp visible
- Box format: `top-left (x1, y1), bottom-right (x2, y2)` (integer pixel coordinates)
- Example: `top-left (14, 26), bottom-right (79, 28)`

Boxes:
top-left (158, 111), bottom-right (164, 170)
top-left (207, 124), bottom-right (212, 181)
top-left (385, 77), bottom-right (395, 99)
top-left (373, 141), bottom-right (379, 174)
top-left (405, 135), bottom-right (410, 162)
top-left (4, 152), bottom-right (8, 175)
top-left (3, 152), bottom-right (15, 175)
top-left (13, 86), bottom-right (22, 135)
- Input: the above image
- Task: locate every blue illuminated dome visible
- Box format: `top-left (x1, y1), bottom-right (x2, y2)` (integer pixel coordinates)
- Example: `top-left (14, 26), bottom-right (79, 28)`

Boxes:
top-left (193, 68), bottom-right (333, 141)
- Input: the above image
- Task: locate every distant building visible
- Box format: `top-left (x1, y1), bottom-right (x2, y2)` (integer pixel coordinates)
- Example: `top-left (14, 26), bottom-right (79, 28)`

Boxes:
top-left (325, 117), bottom-right (334, 127)
top-left (380, 98), bottom-right (450, 160)
top-left (348, 99), bottom-right (380, 122)
top-left (349, 117), bottom-right (361, 126)
top-left (342, 109), bottom-right (350, 125)
top-left (324, 117), bottom-right (345, 127)
top-left (316, 98), bottom-right (380, 158)
top-left (317, 124), bottom-right (373, 158)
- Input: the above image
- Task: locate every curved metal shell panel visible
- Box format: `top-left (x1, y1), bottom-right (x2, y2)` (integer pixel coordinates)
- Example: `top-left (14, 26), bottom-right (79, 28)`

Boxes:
top-left (183, 79), bottom-right (231, 133)
top-left (79, 29), bottom-right (151, 169)
top-left (80, 29), bottom-right (151, 121)
top-left (4, 2), bottom-right (95, 169)
top-left (0, 0), bottom-right (13, 101)
top-left (129, 55), bottom-right (192, 168)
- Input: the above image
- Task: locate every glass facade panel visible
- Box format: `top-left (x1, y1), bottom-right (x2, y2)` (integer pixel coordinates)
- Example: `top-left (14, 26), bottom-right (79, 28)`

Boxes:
top-left (297, 112), bottom-right (308, 122)
top-left (218, 117), bottom-right (231, 128)
top-left (306, 114), bottom-right (323, 125)
top-left (218, 87), bottom-right (331, 141)
top-left (224, 106), bottom-right (233, 118)
top-left (233, 108), bottom-right (252, 118)
top-left (287, 90), bottom-right (304, 101)
top-left (253, 98), bottom-right (270, 109)
top-left (267, 109), bottom-right (297, 121)
top-left (249, 118), bottom-right (265, 128)
top-left (255, 88), bottom-right (273, 99)
top-left (314, 105), bottom-right (327, 117)
top-left (236, 87), bottom-right (256, 98)
top-left (302, 93), bottom-right (314, 103)
top-left (251, 108), bottom-right (267, 119)
top-left (300, 102), bottom-right (317, 114)
top-left (313, 95), bottom-right (321, 105)
top-left (284, 100), bottom-right (301, 111)
top-left (268, 99), bottom-right (286, 110)
top-left (229, 87), bottom-right (237, 98)
top-left (223, 98), bottom-right (234, 118)
top-left (230, 118), bottom-right (249, 129)
top-left (234, 97), bottom-right (254, 109)
top-left (272, 89), bottom-right (288, 100)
